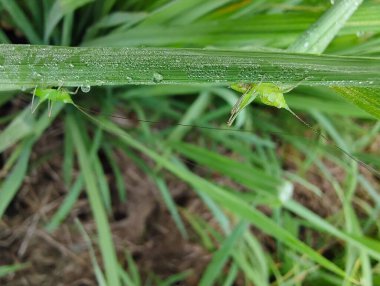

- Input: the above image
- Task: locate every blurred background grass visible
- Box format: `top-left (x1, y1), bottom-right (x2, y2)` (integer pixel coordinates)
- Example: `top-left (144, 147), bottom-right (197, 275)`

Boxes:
top-left (0, 0), bottom-right (380, 285)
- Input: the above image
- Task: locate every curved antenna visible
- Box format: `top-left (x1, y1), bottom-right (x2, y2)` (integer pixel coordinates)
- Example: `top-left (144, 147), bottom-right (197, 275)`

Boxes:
top-left (74, 104), bottom-right (380, 179)
top-left (286, 107), bottom-right (380, 178)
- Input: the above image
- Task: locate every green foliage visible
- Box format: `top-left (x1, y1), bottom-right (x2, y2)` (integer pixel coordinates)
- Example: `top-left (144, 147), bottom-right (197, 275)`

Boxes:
top-left (0, 0), bottom-right (379, 285)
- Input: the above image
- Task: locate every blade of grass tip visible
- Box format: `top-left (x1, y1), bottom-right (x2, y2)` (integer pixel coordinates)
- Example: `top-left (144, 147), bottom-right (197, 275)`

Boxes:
top-left (99, 120), bottom-right (347, 278)
top-left (0, 0), bottom-right (42, 44)
top-left (199, 221), bottom-right (248, 286)
top-left (68, 114), bottom-right (120, 286)
top-left (74, 218), bottom-right (107, 286)
top-left (0, 263), bottom-right (30, 277)
top-left (0, 139), bottom-right (33, 218)
top-left (45, 0), bottom-right (94, 41)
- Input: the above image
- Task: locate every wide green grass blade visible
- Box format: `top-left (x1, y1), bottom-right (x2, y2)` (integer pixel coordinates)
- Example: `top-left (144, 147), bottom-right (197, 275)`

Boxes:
top-left (0, 45), bottom-right (379, 91)
top-left (67, 114), bottom-right (120, 286)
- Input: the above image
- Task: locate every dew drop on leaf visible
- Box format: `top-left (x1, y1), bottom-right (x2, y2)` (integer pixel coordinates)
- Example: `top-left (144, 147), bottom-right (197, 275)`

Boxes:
top-left (152, 72), bottom-right (164, 83)
top-left (81, 85), bottom-right (91, 93)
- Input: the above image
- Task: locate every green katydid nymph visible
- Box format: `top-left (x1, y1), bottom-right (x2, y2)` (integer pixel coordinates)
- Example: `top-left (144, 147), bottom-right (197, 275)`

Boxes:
top-left (229, 81), bottom-right (380, 177)
top-left (228, 82), bottom-right (309, 128)
top-left (31, 87), bottom-right (82, 117)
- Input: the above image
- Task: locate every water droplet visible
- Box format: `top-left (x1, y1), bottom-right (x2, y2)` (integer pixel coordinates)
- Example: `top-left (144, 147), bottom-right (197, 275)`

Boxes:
top-left (152, 72), bottom-right (164, 83)
top-left (69, 63), bottom-right (74, 68)
top-left (356, 31), bottom-right (365, 38)
top-left (81, 85), bottom-right (91, 93)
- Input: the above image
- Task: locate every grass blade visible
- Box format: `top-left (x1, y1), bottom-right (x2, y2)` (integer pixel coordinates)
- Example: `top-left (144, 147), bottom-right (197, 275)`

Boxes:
top-left (288, 0), bottom-right (363, 53)
top-left (199, 221), bottom-right (248, 286)
top-left (0, 45), bottom-right (379, 91)
top-left (0, 0), bottom-right (42, 44)
top-left (332, 87), bottom-right (380, 120)
top-left (67, 114), bottom-right (120, 286)
top-left (0, 107), bottom-right (35, 153)
top-left (45, 0), bottom-right (94, 41)
top-left (0, 139), bottom-right (32, 218)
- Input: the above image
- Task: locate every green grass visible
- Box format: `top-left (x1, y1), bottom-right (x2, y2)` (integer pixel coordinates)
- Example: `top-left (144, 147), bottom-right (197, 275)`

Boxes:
top-left (0, 0), bottom-right (380, 285)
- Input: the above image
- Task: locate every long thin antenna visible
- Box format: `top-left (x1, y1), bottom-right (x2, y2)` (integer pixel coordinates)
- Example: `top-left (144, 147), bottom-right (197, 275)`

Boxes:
top-left (286, 107), bottom-right (380, 178)
top-left (75, 104), bottom-right (380, 178)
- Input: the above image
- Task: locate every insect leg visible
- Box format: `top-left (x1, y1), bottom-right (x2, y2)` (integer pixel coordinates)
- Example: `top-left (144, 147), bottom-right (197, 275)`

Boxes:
top-left (48, 100), bottom-right (53, 117)
top-left (31, 87), bottom-right (37, 111)
top-left (281, 77), bottom-right (307, 93)
top-left (69, 86), bottom-right (80, 95)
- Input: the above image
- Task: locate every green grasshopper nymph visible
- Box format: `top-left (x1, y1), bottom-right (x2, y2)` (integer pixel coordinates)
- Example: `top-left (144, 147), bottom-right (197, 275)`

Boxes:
top-left (31, 87), bottom-right (79, 117)
top-left (229, 81), bottom-right (380, 177)
top-left (228, 81), bottom-right (310, 128)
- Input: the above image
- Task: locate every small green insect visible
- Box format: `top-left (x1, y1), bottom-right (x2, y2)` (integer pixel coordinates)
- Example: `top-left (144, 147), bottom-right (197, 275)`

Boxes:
top-left (228, 82), bottom-right (308, 127)
top-left (31, 87), bottom-right (79, 116)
